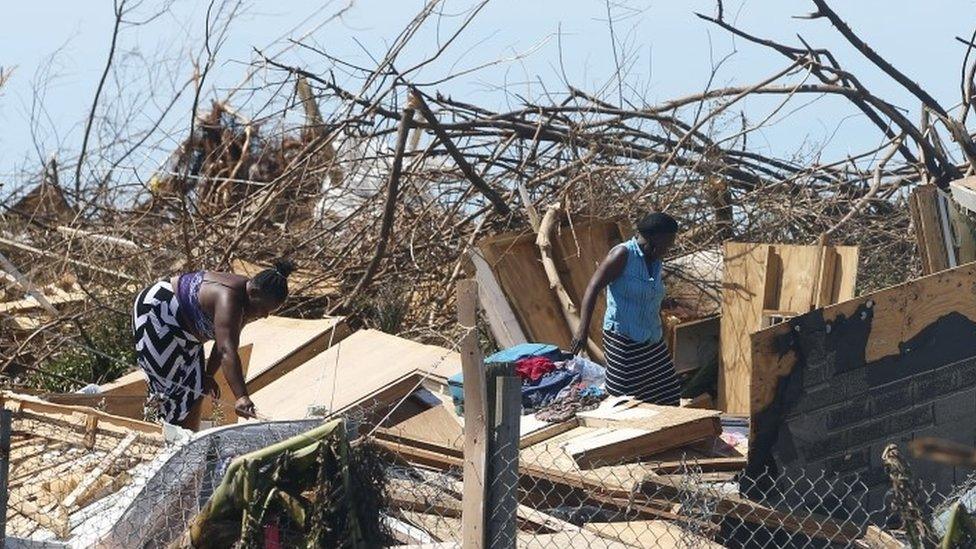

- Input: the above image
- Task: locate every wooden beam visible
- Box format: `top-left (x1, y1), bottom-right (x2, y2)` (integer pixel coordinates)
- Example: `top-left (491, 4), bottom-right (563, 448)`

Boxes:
top-left (910, 185), bottom-right (952, 274)
top-left (535, 204), bottom-right (603, 362)
top-left (1, 392), bottom-right (161, 438)
top-left (61, 433), bottom-right (136, 511)
top-left (458, 279), bottom-right (488, 549)
top-left (469, 249), bottom-right (527, 349)
top-left (0, 251), bottom-right (58, 315)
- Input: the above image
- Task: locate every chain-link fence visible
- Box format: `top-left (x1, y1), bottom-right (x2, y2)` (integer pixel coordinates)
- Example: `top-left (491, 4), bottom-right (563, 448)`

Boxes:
top-left (5, 389), bottom-right (976, 548)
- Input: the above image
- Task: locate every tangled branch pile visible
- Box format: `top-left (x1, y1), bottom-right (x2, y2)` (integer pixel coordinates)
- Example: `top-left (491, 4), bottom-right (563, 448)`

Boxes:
top-left (2, 0), bottom-right (975, 390)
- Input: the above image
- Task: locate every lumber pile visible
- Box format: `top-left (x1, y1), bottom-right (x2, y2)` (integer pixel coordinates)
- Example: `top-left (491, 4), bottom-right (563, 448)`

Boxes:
top-left (2, 392), bottom-right (166, 542)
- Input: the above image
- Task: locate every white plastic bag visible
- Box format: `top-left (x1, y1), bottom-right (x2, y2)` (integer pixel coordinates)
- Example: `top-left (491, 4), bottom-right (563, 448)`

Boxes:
top-left (563, 356), bottom-right (606, 388)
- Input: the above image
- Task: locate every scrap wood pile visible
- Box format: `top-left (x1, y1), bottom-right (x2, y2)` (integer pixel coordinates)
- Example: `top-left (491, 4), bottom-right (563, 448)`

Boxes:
top-left (2, 391), bottom-right (167, 544)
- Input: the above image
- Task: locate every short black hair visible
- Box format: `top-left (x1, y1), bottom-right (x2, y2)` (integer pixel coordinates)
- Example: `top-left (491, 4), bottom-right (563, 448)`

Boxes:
top-left (250, 259), bottom-right (295, 302)
top-left (636, 212), bottom-right (678, 238)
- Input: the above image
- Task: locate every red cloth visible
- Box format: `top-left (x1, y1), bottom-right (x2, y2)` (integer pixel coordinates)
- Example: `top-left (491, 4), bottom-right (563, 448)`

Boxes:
top-left (516, 357), bottom-right (557, 382)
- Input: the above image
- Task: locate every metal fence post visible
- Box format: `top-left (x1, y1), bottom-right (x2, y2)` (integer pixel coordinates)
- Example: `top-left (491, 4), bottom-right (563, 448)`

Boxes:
top-left (0, 409), bottom-right (12, 549)
top-left (485, 363), bottom-right (520, 548)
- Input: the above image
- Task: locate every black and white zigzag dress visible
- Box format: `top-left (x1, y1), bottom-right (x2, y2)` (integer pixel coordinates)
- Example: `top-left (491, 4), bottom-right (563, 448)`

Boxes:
top-left (131, 281), bottom-right (204, 423)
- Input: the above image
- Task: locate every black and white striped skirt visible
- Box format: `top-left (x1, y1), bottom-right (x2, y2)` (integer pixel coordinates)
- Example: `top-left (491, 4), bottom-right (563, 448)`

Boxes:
top-left (603, 329), bottom-right (681, 406)
top-left (131, 280), bottom-right (205, 423)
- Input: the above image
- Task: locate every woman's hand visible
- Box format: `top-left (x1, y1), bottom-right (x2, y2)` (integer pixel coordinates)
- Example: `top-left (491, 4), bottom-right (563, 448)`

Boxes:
top-left (202, 375), bottom-right (220, 399)
top-left (235, 395), bottom-right (257, 419)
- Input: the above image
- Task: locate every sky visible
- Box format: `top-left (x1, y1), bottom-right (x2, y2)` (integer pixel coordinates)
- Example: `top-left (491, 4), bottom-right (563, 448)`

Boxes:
top-left (1, 0), bottom-right (974, 193)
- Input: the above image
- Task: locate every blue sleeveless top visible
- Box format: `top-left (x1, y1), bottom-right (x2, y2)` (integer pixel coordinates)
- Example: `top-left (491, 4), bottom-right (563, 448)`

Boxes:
top-left (603, 238), bottom-right (665, 344)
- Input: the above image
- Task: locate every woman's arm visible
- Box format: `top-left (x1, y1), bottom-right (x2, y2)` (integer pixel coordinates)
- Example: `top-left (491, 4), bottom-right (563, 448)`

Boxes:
top-left (571, 246), bottom-right (628, 354)
top-left (207, 290), bottom-right (255, 417)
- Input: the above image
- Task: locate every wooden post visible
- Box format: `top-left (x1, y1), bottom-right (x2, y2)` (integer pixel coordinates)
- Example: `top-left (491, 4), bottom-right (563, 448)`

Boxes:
top-left (485, 363), bottom-right (520, 548)
top-left (0, 409), bottom-right (11, 548)
top-left (458, 279), bottom-right (488, 549)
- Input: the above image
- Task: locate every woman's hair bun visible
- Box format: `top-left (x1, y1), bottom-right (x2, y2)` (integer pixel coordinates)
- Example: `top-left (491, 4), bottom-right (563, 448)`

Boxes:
top-left (272, 258), bottom-right (296, 278)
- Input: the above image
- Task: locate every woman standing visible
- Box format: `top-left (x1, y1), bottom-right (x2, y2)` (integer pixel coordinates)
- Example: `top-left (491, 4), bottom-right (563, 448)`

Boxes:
top-left (131, 260), bottom-right (294, 429)
top-left (572, 213), bottom-right (682, 405)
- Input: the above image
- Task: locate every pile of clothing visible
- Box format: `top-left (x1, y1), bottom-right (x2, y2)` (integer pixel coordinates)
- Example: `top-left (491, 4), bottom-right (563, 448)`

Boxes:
top-left (451, 343), bottom-right (608, 422)
top-left (496, 344), bottom-right (608, 422)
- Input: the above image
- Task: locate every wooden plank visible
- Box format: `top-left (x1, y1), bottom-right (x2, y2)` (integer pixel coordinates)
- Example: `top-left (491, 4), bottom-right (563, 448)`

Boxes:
top-left (469, 248), bottom-right (527, 349)
top-left (833, 246), bottom-right (859, 303)
top-left (99, 370), bottom-right (147, 398)
top-left (458, 279), bottom-right (488, 549)
top-left (61, 433), bottom-right (136, 510)
top-left (477, 217), bottom-right (624, 354)
top-left (479, 230), bottom-right (571, 348)
top-left (231, 316), bottom-right (349, 393)
top-left (648, 456), bottom-right (746, 474)
top-left (250, 330), bottom-right (460, 420)
top-left (399, 511), bottom-right (462, 543)
top-left (720, 242), bottom-right (857, 415)
top-left (100, 317), bottom-right (349, 402)
top-left (565, 419), bottom-right (721, 469)
top-left (41, 394), bottom-right (146, 421)
top-left (384, 401), bottom-right (463, 451)
top-left (1, 392), bottom-right (161, 438)
top-left (585, 520), bottom-right (724, 548)
top-left (718, 242), bottom-right (771, 414)
top-left (519, 418), bottom-right (579, 449)
top-left (910, 185), bottom-right (952, 274)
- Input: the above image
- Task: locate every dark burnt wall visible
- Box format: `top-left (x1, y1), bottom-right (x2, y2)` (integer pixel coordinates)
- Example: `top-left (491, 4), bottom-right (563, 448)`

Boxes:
top-left (747, 302), bottom-right (976, 518)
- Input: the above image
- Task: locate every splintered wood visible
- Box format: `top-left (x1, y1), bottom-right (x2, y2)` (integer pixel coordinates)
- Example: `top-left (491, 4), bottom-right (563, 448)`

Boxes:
top-left (2, 392), bottom-right (164, 541)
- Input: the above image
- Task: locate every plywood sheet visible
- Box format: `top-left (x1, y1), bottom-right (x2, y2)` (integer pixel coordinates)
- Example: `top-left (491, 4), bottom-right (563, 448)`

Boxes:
top-left (250, 330), bottom-right (462, 420)
top-left (479, 229), bottom-right (573, 348)
top-left (529, 398), bottom-right (723, 468)
top-left (385, 401), bottom-right (463, 450)
top-left (718, 243), bottom-right (770, 414)
top-left (478, 217), bottom-right (626, 352)
top-left (751, 261), bottom-right (976, 420)
top-left (553, 218), bottom-right (626, 347)
top-left (749, 262), bottom-right (976, 513)
top-left (719, 242), bottom-right (858, 415)
top-left (233, 315), bottom-right (350, 392)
